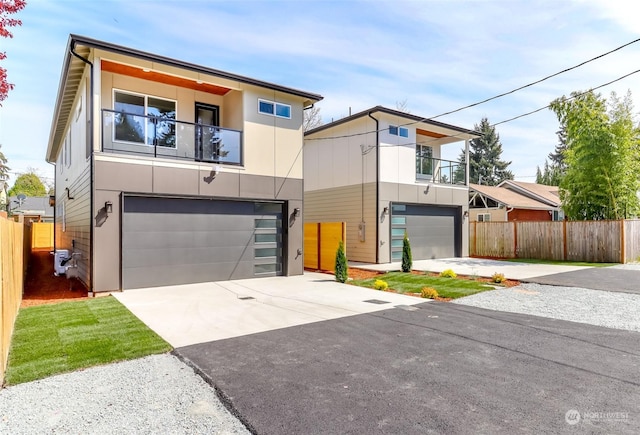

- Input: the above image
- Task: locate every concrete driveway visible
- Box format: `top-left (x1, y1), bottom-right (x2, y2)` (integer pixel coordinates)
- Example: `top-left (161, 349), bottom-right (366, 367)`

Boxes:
top-left (351, 257), bottom-right (594, 280)
top-left (113, 272), bottom-right (424, 347)
top-left (176, 302), bottom-right (640, 434)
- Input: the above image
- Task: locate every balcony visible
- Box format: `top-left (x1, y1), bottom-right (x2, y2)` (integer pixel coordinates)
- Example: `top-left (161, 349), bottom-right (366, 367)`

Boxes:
top-left (101, 109), bottom-right (243, 165)
top-left (416, 156), bottom-right (466, 185)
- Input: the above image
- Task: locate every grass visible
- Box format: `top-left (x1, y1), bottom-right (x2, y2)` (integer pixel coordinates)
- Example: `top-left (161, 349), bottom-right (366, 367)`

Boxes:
top-left (5, 296), bottom-right (172, 385)
top-left (350, 272), bottom-right (495, 299)
top-left (503, 258), bottom-right (617, 268)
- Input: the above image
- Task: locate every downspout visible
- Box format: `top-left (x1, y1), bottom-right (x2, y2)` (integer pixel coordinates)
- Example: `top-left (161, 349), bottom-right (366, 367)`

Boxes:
top-left (70, 42), bottom-right (95, 294)
top-left (368, 112), bottom-right (380, 263)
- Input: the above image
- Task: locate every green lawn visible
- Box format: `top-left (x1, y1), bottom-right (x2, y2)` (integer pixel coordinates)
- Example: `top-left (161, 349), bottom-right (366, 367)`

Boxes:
top-left (5, 296), bottom-right (171, 385)
top-left (503, 258), bottom-right (617, 268)
top-left (350, 272), bottom-right (496, 299)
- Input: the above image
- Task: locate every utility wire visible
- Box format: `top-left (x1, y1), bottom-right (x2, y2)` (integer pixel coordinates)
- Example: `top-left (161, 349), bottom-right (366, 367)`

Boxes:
top-left (306, 37), bottom-right (640, 142)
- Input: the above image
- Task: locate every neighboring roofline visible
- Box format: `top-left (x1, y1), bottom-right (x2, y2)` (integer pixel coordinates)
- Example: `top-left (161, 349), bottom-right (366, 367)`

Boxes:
top-left (469, 184), bottom-right (559, 210)
top-left (304, 105), bottom-right (480, 137)
top-left (47, 34), bottom-right (324, 162)
top-left (498, 180), bottom-right (561, 207)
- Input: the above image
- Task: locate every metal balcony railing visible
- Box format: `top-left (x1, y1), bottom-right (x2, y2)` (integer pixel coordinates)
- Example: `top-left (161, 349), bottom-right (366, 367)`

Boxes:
top-left (416, 156), bottom-right (466, 185)
top-left (101, 109), bottom-right (243, 165)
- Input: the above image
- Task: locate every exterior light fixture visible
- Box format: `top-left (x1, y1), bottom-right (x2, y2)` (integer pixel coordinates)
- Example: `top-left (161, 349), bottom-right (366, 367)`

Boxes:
top-left (383, 206), bottom-right (389, 215)
top-left (463, 210), bottom-right (469, 219)
top-left (104, 201), bottom-right (113, 214)
top-left (293, 207), bottom-right (301, 217)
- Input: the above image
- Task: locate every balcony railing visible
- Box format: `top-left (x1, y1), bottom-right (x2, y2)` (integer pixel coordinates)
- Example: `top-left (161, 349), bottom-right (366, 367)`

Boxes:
top-left (101, 109), bottom-right (243, 165)
top-left (416, 157), bottom-right (466, 185)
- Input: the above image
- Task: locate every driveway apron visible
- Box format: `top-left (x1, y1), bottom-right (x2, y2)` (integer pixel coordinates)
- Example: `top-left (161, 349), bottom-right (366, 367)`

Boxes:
top-left (526, 266), bottom-right (640, 294)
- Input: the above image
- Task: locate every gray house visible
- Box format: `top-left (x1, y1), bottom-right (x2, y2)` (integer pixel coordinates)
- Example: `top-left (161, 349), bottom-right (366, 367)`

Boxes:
top-left (46, 35), bottom-right (322, 292)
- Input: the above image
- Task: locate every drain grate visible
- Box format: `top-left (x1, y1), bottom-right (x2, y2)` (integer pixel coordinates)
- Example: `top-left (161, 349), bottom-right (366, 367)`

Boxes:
top-left (238, 296), bottom-right (255, 300)
top-left (363, 299), bottom-right (391, 305)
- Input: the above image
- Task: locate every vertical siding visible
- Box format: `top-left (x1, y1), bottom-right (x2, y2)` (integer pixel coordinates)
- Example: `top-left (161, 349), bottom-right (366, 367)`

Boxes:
top-left (304, 183), bottom-right (376, 263)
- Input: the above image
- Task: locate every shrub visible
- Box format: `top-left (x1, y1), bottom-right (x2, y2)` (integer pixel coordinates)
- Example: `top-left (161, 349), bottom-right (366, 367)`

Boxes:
top-left (421, 287), bottom-right (439, 299)
top-left (492, 272), bottom-right (506, 283)
top-left (401, 232), bottom-right (412, 272)
top-left (439, 269), bottom-right (457, 278)
top-left (334, 240), bottom-right (348, 283)
top-left (373, 279), bottom-right (389, 291)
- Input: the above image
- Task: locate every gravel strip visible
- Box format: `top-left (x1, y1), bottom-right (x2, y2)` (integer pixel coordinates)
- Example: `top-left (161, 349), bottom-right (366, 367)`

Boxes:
top-left (0, 354), bottom-right (250, 435)
top-left (454, 283), bottom-right (640, 332)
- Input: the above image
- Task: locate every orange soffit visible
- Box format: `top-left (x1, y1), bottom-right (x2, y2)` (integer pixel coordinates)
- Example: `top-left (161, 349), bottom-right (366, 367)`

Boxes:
top-left (416, 128), bottom-right (447, 138)
top-left (101, 60), bottom-right (231, 96)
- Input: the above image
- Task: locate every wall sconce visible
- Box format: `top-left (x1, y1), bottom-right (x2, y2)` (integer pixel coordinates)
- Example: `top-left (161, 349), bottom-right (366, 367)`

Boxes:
top-left (463, 210), bottom-right (469, 219)
top-left (424, 184), bottom-right (431, 195)
top-left (293, 207), bottom-right (301, 217)
top-left (382, 206), bottom-right (389, 215)
top-left (104, 201), bottom-right (113, 214)
top-left (49, 195), bottom-right (56, 207)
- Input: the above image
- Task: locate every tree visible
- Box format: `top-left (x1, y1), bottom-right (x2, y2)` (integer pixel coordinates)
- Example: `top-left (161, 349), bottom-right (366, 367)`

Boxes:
top-left (395, 99), bottom-right (411, 113)
top-left (457, 117), bottom-right (513, 185)
top-left (550, 90), bottom-right (640, 220)
top-left (303, 106), bottom-right (322, 132)
top-left (0, 144), bottom-right (9, 181)
top-left (0, 0), bottom-right (27, 106)
top-left (8, 171), bottom-right (46, 197)
top-left (334, 240), bottom-right (348, 283)
top-left (401, 233), bottom-right (412, 273)
top-left (535, 125), bottom-right (568, 186)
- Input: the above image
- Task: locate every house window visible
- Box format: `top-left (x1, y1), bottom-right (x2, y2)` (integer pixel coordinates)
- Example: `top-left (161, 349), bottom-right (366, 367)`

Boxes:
top-left (258, 99), bottom-right (291, 119)
top-left (113, 90), bottom-right (176, 147)
top-left (65, 131), bottom-right (71, 168)
top-left (389, 125), bottom-right (409, 137)
top-left (477, 213), bottom-right (491, 222)
top-left (416, 144), bottom-right (433, 178)
top-left (552, 210), bottom-right (565, 221)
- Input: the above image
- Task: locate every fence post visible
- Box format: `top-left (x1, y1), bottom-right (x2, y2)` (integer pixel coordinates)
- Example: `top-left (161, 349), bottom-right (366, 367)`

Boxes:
top-left (620, 219), bottom-right (626, 264)
top-left (563, 220), bottom-right (567, 261)
top-left (473, 222), bottom-right (477, 256)
top-left (513, 221), bottom-right (518, 258)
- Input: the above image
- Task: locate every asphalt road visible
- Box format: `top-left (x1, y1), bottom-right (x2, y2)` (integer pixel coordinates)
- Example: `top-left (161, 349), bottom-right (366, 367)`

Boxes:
top-left (177, 302), bottom-right (640, 434)
top-left (526, 267), bottom-right (640, 294)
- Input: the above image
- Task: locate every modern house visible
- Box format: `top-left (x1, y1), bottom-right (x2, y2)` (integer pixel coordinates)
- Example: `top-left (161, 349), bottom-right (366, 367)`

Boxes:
top-left (469, 181), bottom-right (563, 221)
top-left (304, 107), bottom-right (479, 263)
top-left (46, 35), bottom-right (322, 292)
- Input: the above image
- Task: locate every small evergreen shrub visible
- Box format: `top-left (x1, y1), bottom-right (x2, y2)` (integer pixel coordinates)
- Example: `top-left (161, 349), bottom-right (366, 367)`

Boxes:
top-left (421, 287), bottom-right (439, 299)
top-left (334, 240), bottom-right (348, 283)
top-left (402, 233), bottom-right (412, 272)
top-left (373, 279), bottom-right (389, 291)
top-left (492, 272), bottom-right (506, 283)
top-left (439, 269), bottom-right (457, 278)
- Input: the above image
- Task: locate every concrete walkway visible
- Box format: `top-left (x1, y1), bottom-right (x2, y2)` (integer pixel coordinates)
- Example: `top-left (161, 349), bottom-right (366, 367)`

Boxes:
top-left (350, 257), bottom-right (594, 280)
top-left (113, 272), bottom-right (424, 348)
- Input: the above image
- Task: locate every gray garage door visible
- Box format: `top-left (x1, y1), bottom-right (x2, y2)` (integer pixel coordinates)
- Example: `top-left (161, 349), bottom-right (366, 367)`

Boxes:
top-left (390, 203), bottom-right (460, 260)
top-left (122, 196), bottom-right (283, 289)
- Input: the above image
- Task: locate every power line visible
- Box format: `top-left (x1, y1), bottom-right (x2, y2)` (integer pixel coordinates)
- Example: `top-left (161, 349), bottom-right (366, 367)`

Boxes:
top-left (306, 37), bottom-right (640, 142)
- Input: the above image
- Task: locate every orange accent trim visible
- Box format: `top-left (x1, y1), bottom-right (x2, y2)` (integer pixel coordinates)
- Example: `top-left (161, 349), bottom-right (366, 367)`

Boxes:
top-left (416, 128), bottom-right (447, 138)
top-left (101, 60), bottom-right (231, 96)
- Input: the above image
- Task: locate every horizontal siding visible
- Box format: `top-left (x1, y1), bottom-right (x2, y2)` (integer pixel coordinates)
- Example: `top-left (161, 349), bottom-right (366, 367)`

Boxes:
top-left (304, 183), bottom-right (376, 263)
top-left (56, 165), bottom-right (91, 289)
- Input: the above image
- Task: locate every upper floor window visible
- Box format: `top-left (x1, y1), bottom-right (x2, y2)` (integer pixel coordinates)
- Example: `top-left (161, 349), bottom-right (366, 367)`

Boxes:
top-left (258, 99), bottom-right (291, 119)
top-left (114, 90), bottom-right (176, 148)
top-left (389, 125), bottom-right (409, 137)
top-left (416, 144), bottom-right (433, 178)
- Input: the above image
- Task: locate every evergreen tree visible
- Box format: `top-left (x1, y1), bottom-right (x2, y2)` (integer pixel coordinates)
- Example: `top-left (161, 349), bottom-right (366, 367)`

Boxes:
top-left (0, 144), bottom-right (9, 181)
top-left (401, 233), bottom-right (412, 272)
top-left (457, 117), bottom-right (514, 185)
top-left (334, 240), bottom-right (348, 283)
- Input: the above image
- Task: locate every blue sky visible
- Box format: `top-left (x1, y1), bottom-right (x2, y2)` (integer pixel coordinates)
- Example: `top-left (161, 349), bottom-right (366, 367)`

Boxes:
top-left (2, 0), bottom-right (640, 189)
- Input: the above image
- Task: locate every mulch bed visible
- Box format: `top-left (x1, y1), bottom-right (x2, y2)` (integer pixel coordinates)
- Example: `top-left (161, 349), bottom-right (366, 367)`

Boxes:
top-left (21, 250), bottom-right (89, 308)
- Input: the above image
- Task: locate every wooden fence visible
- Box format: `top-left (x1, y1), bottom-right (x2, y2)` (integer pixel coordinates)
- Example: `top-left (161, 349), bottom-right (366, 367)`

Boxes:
top-left (470, 220), bottom-right (640, 263)
top-left (304, 222), bottom-right (346, 271)
top-left (0, 218), bottom-right (24, 381)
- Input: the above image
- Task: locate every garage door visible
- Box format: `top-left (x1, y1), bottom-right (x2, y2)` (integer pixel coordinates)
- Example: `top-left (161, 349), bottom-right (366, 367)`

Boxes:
top-left (390, 203), bottom-right (460, 261)
top-left (122, 196), bottom-right (283, 289)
